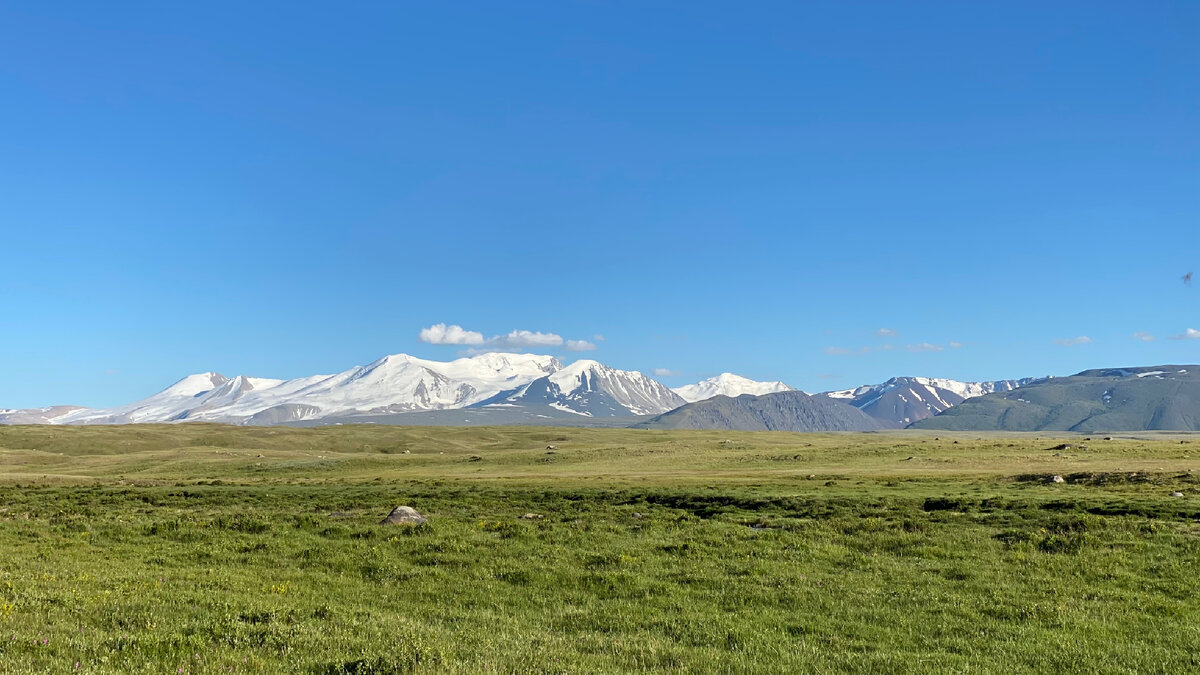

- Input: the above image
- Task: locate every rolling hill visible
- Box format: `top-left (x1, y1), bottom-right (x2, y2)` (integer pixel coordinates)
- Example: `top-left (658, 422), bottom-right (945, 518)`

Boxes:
top-left (912, 365), bottom-right (1200, 431)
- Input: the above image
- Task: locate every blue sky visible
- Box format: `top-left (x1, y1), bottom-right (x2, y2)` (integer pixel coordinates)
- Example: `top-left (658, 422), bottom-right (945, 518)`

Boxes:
top-left (1, 1), bottom-right (1197, 408)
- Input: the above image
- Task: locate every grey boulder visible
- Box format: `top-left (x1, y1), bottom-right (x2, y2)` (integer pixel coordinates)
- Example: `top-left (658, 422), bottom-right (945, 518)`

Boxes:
top-left (380, 505), bottom-right (428, 525)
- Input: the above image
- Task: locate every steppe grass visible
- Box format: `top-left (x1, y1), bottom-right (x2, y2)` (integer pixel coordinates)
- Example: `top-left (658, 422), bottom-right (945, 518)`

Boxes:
top-left (0, 425), bottom-right (1198, 673)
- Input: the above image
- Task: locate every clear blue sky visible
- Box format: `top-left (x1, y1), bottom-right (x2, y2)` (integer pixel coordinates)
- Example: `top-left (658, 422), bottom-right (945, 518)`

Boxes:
top-left (1, 1), bottom-right (1197, 408)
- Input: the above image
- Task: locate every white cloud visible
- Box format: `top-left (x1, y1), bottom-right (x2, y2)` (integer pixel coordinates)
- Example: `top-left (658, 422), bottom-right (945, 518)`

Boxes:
top-left (495, 330), bottom-right (563, 347)
top-left (1169, 328), bottom-right (1200, 340)
top-left (879, 344), bottom-right (895, 351)
top-left (421, 323), bottom-right (580, 350)
top-left (419, 323), bottom-right (485, 345)
top-left (906, 343), bottom-right (944, 353)
top-left (949, 341), bottom-right (963, 349)
top-left (875, 328), bottom-right (898, 338)
top-left (653, 368), bottom-right (679, 377)
top-left (593, 334), bottom-right (606, 342)
top-left (1054, 336), bottom-right (1093, 347)
top-left (1133, 331), bottom-right (1155, 342)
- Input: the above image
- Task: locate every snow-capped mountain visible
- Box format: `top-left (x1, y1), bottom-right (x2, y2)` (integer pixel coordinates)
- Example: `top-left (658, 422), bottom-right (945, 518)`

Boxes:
top-left (819, 376), bottom-right (1041, 428)
top-left (39, 353), bottom-right (564, 426)
top-left (6, 353), bottom-right (690, 426)
top-left (0, 405), bottom-right (88, 425)
top-left (823, 377), bottom-right (1027, 403)
top-left (672, 373), bottom-right (796, 403)
top-left (475, 360), bottom-right (686, 417)
top-left (3, 357), bottom-right (1051, 429)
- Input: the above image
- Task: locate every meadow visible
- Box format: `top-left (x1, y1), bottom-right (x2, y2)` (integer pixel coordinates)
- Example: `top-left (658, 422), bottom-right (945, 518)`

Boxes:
top-left (0, 424), bottom-right (1197, 673)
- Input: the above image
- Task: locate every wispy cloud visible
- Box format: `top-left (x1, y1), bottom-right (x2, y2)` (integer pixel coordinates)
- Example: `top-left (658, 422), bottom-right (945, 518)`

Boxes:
top-left (418, 323), bottom-right (485, 345)
top-left (592, 334), bottom-right (606, 342)
top-left (1169, 328), bottom-right (1200, 340)
top-left (906, 342), bottom-right (944, 353)
top-left (824, 346), bottom-right (870, 356)
top-left (565, 339), bottom-right (596, 351)
top-left (827, 338), bottom-right (955, 355)
top-left (948, 341), bottom-right (963, 349)
top-left (1133, 331), bottom-right (1155, 342)
top-left (1054, 336), bottom-right (1093, 347)
top-left (653, 368), bottom-right (679, 376)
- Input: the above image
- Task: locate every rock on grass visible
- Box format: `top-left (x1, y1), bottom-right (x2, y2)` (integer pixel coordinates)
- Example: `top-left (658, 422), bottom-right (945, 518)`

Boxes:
top-left (380, 506), bottom-right (428, 525)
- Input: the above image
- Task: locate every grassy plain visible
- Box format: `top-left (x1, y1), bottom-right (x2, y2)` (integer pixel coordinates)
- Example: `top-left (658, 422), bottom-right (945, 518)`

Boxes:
top-left (0, 424), bottom-right (1198, 673)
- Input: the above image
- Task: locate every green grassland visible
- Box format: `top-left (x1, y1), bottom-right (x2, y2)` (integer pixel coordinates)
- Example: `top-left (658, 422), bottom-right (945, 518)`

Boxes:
top-left (1, 424), bottom-right (1198, 673)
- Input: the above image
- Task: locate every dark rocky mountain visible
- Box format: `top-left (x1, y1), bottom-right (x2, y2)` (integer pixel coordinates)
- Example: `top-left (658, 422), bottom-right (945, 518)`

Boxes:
top-left (912, 365), bottom-right (1200, 432)
top-left (633, 391), bottom-right (885, 432)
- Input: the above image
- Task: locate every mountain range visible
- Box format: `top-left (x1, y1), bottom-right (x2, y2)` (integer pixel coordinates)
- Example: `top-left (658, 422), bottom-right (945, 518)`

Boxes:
top-left (912, 365), bottom-right (1200, 432)
top-left (0, 353), bottom-right (1037, 429)
top-left (7, 354), bottom-right (1193, 432)
top-left (1, 354), bottom-right (723, 426)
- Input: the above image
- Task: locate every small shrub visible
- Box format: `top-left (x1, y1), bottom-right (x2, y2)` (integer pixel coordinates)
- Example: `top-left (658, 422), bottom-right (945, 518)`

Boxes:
top-left (922, 497), bottom-right (972, 512)
top-left (494, 568), bottom-right (531, 585)
top-left (323, 641), bottom-right (444, 674)
top-left (994, 529), bottom-right (1032, 547)
top-left (1036, 531), bottom-right (1092, 554)
top-left (212, 513), bottom-right (271, 534)
top-left (478, 519), bottom-right (519, 538)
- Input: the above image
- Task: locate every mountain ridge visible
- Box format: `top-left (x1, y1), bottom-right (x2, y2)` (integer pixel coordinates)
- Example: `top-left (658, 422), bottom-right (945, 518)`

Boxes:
top-left (0, 353), bottom-right (689, 426)
top-left (819, 375), bottom-right (1043, 428)
top-left (471, 360), bottom-right (685, 418)
top-left (635, 390), bottom-right (884, 432)
top-left (911, 365), bottom-right (1200, 432)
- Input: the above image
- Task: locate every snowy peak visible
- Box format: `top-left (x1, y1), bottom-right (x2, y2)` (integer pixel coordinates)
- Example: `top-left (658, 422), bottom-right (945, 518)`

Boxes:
top-left (49, 371), bottom-right (240, 424)
top-left (457, 352), bottom-right (562, 377)
top-left (673, 373), bottom-right (796, 403)
top-left (553, 360), bottom-right (683, 414)
top-left (546, 359), bottom-right (608, 394)
top-left (160, 372), bottom-right (230, 398)
top-left (899, 376), bottom-right (1023, 400)
top-left (819, 375), bottom-right (1040, 428)
top-left (482, 359), bottom-right (686, 417)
